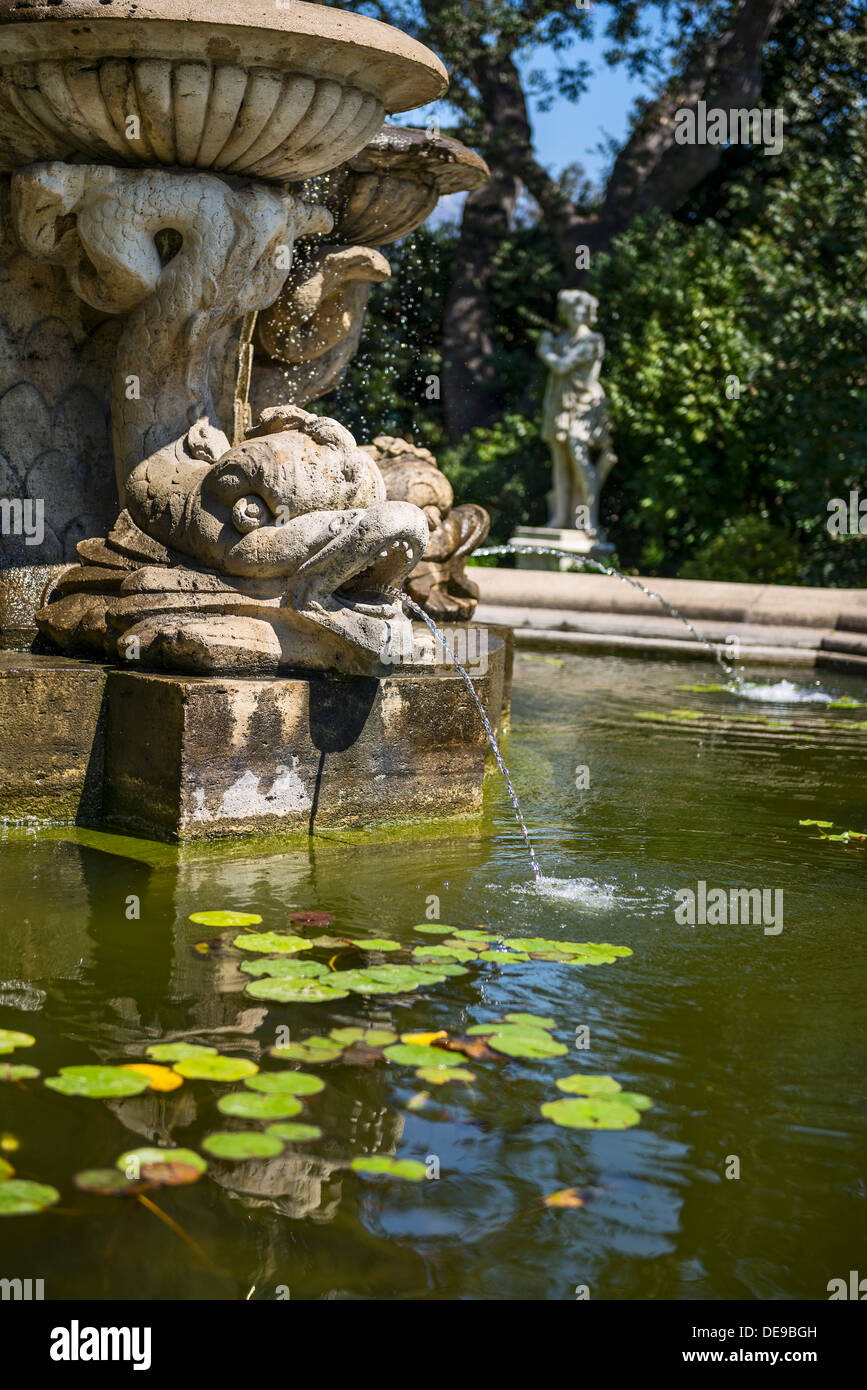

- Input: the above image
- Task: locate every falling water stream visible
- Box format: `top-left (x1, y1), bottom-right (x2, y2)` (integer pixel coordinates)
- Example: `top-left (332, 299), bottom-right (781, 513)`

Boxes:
top-left (473, 543), bottom-right (744, 685)
top-left (385, 586), bottom-right (543, 882)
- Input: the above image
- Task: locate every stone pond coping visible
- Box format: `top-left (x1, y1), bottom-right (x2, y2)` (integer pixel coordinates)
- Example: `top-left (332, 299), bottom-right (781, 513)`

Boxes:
top-left (474, 568), bottom-right (867, 673)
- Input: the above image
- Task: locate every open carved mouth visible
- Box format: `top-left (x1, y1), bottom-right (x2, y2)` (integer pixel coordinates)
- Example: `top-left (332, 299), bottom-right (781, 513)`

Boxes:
top-left (292, 500), bottom-right (428, 641)
top-left (334, 535), bottom-right (421, 618)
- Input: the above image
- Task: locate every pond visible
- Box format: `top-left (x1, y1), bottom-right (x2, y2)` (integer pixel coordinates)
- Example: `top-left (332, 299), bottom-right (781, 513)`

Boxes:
top-left (0, 653), bottom-right (864, 1300)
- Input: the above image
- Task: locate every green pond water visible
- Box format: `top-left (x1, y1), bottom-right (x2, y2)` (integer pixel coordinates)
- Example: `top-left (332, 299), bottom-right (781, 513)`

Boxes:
top-left (0, 653), bottom-right (865, 1300)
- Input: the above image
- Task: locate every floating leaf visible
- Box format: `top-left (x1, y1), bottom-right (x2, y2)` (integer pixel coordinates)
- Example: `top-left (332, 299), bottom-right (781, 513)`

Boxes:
top-left (172, 1055), bottom-right (259, 1082)
top-left (217, 1092), bottom-right (302, 1120)
top-left (352, 938), bottom-right (402, 952)
top-left (412, 924), bottom-right (453, 934)
top-left (287, 910), bottom-right (333, 927)
top-left (269, 1037), bottom-right (343, 1063)
top-left (0, 1029), bottom-right (35, 1053)
top-left (401, 1030), bottom-right (447, 1047)
top-left (140, 1160), bottom-right (202, 1187)
top-left (383, 1043), bottom-right (464, 1068)
top-left (241, 958), bottom-right (328, 979)
top-left (44, 1065), bottom-right (151, 1099)
top-left (799, 818), bottom-right (834, 828)
top-left (485, 1028), bottom-right (568, 1060)
top-left (406, 1092), bottom-right (431, 1111)
top-left (0, 1179), bottom-right (60, 1216)
top-left (543, 1187), bottom-right (588, 1209)
top-left (266, 1122), bottom-right (322, 1144)
top-left (202, 1131), bottom-right (284, 1160)
top-left (450, 929), bottom-right (498, 941)
top-left (308, 934), bottom-right (351, 948)
top-left (245, 978), bottom-right (349, 1004)
top-left (617, 1091), bottom-right (654, 1111)
top-left (0, 1064), bottom-right (39, 1082)
top-left (189, 911), bottom-right (262, 927)
top-left (504, 1013), bottom-right (556, 1029)
top-left (232, 932), bottom-right (311, 954)
top-left (416, 1067), bottom-right (475, 1085)
top-left (351, 1155), bottom-right (427, 1181)
top-left (328, 964), bottom-right (445, 995)
top-left (361, 1028), bottom-right (398, 1046)
top-left (477, 949), bottom-right (530, 962)
top-left (74, 1168), bottom-right (145, 1196)
top-left (245, 1071), bottom-right (324, 1096)
top-left (116, 1147), bottom-right (207, 1176)
top-left (412, 945), bottom-right (477, 963)
top-left (145, 1042), bottom-right (217, 1062)
top-left (328, 1027), bottom-right (364, 1044)
top-left (541, 1097), bottom-right (643, 1130)
top-left (430, 963), bottom-right (469, 978)
top-left (122, 1063), bottom-right (183, 1092)
top-left (556, 1073), bottom-right (623, 1096)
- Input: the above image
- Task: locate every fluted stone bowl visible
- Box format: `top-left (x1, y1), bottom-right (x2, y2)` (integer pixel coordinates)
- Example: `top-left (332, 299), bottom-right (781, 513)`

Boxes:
top-left (0, 0), bottom-right (447, 181)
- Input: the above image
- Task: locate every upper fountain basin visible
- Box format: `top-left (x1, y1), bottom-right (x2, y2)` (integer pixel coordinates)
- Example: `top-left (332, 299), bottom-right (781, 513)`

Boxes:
top-left (0, 0), bottom-right (448, 180)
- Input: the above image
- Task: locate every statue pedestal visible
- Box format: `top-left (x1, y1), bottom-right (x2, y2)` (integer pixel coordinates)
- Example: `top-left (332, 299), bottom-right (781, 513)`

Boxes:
top-left (0, 632), bottom-right (507, 842)
top-left (509, 526), bottom-right (615, 573)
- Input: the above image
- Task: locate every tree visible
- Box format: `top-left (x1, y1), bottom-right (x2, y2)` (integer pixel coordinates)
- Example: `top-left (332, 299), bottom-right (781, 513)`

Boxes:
top-left (349, 1), bottom-right (791, 436)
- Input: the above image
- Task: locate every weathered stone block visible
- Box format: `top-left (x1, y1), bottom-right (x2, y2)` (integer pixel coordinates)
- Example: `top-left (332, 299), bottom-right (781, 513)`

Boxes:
top-left (0, 652), bottom-right (107, 821)
top-left (103, 634), bottom-right (505, 841)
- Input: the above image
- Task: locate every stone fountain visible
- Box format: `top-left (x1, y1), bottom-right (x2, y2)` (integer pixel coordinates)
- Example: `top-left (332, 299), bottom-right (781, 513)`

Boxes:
top-left (0, 0), bottom-right (506, 840)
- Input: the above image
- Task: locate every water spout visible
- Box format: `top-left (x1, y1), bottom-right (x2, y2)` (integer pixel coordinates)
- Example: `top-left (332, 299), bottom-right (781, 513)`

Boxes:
top-left (473, 544), bottom-right (745, 687)
top-left (386, 587), bottom-right (543, 882)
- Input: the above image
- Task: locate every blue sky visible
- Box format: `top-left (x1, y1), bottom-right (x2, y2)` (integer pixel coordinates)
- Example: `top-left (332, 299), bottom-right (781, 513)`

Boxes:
top-left (393, 18), bottom-right (669, 221)
top-left (517, 39), bottom-right (654, 186)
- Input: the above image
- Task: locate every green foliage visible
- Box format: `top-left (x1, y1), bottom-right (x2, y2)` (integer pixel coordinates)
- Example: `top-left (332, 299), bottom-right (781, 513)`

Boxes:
top-left (679, 516), bottom-right (801, 585)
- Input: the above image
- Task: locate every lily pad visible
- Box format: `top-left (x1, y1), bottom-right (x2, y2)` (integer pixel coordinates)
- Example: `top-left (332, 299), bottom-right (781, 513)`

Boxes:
top-left (0, 1029), bottom-right (35, 1054)
top-left (189, 911), bottom-right (262, 927)
top-left (360, 1028), bottom-right (399, 1046)
top-left (245, 978), bottom-right (349, 1004)
top-left (556, 1073), bottom-right (623, 1096)
top-left (172, 1055), bottom-right (258, 1082)
top-left (44, 1065), bottom-right (151, 1099)
top-left (241, 958), bottom-right (328, 979)
top-left (412, 924), bottom-right (454, 934)
top-left (116, 1147), bottom-right (207, 1176)
top-left (351, 1155), bottom-right (427, 1181)
top-left (244, 1071), bottom-right (324, 1096)
top-left (504, 1013), bottom-right (556, 1029)
top-left (269, 1037), bottom-right (344, 1063)
top-left (541, 1097), bottom-right (643, 1130)
top-left (122, 1063), bottom-right (183, 1092)
top-left (328, 965), bottom-right (442, 995)
top-left (232, 932), bottom-right (312, 954)
top-left (74, 1168), bottom-right (145, 1196)
top-left (145, 1042), bottom-right (217, 1062)
top-left (477, 949), bottom-right (530, 962)
top-left (140, 1160), bottom-right (203, 1187)
top-left (412, 945), bottom-right (477, 963)
top-left (449, 929), bottom-right (498, 941)
top-left (287, 910), bottom-right (333, 927)
top-left (0, 1179), bottom-right (60, 1216)
top-left (616, 1091), bottom-right (654, 1111)
top-left (485, 1029), bottom-right (568, 1060)
top-left (383, 1043), bottom-right (464, 1068)
top-left (217, 1092), bottom-right (302, 1121)
top-left (416, 1067), bottom-right (476, 1085)
top-left (0, 1064), bottom-right (39, 1081)
top-left (266, 1122), bottom-right (322, 1143)
top-left (201, 1131), bottom-right (284, 1160)
top-left (352, 938), bottom-right (402, 952)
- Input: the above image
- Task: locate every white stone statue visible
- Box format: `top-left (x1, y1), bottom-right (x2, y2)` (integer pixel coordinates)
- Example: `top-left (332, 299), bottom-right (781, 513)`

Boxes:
top-left (537, 289), bottom-right (616, 545)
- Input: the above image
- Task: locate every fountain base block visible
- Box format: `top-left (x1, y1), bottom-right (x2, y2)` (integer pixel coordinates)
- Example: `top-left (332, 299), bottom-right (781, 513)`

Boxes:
top-left (0, 632), bottom-right (506, 842)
